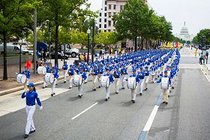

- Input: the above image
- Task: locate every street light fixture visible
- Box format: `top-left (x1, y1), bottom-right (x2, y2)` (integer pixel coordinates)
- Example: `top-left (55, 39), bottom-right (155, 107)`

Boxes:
top-left (87, 29), bottom-right (91, 63)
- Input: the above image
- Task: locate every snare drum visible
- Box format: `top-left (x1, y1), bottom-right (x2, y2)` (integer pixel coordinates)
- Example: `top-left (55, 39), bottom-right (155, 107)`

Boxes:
top-left (17, 74), bottom-right (27, 84)
top-left (101, 76), bottom-right (110, 87)
top-left (45, 73), bottom-right (54, 84)
top-left (73, 75), bottom-right (82, 86)
top-left (37, 66), bottom-right (47, 75)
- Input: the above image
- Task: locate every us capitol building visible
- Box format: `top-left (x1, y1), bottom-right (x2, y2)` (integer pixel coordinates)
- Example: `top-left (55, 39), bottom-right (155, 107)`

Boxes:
top-left (177, 22), bottom-right (193, 42)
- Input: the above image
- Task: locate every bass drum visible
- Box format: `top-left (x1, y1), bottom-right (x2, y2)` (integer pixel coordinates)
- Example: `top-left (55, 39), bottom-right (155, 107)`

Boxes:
top-left (37, 66), bottom-right (47, 75)
top-left (127, 77), bottom-right (136, 89)
top-left (17, 74), bottom-right (27, 84)
top-left (73, 75), bottom-right (82, 86)
top-left (101, 76), bottom-right (110, 88)
top-left (45, 73), bottom-right (54, 84)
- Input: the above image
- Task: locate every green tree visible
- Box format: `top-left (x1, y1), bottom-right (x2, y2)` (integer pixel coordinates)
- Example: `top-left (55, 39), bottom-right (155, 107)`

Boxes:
top-left (0, 0), bottom-right (37, 80)
top-left (193, 29), bottom-right (210, 45)
top-left (95, 32), bottom-right (118, 47)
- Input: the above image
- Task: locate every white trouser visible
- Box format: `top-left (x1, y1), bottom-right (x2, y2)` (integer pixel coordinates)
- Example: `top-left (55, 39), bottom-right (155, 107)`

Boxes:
top-left (84, 72), bottom-right (90, 83)
top-left (43, 76), bottom-right (48, 88)
top-left (138, 79), bottom-right (144, 94)
top-left (121, 75), bottom-right (127, 88)
top-left (115, 78), bottom-right (120, 93)
top-left (105, 86), bottom-right (110, 99)
top-left (51, 78), bottom-right (57, 94)
top-left (63, 70), bottom-right (68, 82)
top-left (92, 75), bottom-right (98, 89)
top-left (98, 74), bottom-right (102, 87)
top-left (78, 82), bottom-right (84, 96)
top-left (144, 76), bottom-right (149, 89)
top-left (25, 105), bottom-right (36, 135)
top-left (131, 88), bottom-right (137, 101)
top-left (69, 75), bottom-right (73, 88)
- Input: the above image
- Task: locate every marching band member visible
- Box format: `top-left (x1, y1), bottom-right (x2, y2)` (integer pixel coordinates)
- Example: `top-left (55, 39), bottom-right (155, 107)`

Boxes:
top-left (102, 69), bottom-right (114, 101)
top-left (128, 69), bottom-right (140, 103)
top-left (138, 67), bottom-right (145, 96)
top-left (156, 70), bottom-right (171, 104)
top-left (84, 64), bottom-right (91, 83)
top-left (78, 68), bottom-right (87, 98)
top-left (113, 68), bottom-right (121, 94)
top-left (51, 66), bottom-right (59, 97)
top-left (92, 65), bottom-right (99, 91)
top-left (68, 65), bottom-right (75, 89)
top-left (144, 66), bottom-right (150, 91)
top-left (21, 82), bottom-right (42, 139)
top-left (62, 61), bottom-right (68, 83)
top-left (42, 62), bottom-right (51, 88)
top-left (22, 66), bottom-right (31, 89)
top-left (120, 66), bottom-right (128, 89)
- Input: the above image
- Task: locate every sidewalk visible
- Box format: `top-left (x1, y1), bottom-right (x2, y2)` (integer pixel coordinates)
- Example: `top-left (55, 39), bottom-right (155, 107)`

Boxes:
top-left (0, 58), bottom-right (77, 95)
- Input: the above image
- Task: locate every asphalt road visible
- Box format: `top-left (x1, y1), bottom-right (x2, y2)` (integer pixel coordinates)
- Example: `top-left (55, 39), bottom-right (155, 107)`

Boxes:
top-left (0, 47), bottom-right (210, 140)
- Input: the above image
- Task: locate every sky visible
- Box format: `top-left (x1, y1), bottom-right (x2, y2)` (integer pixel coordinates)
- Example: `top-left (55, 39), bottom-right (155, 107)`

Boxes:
top-left (88, 0), bottom-right (210, 36)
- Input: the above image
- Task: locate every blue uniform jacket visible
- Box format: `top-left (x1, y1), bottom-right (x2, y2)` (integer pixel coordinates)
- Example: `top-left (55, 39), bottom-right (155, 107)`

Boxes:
top-left (62, 64), bottom-right (68, 70)
top-left (21, 91), bottom-right (42, 106)
top-left (22, 70), bottom-right (31, 79)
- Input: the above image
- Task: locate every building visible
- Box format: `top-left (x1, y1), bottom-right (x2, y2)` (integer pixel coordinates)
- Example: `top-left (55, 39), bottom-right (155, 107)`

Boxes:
top-left (179, 22), bottom-right (193, 41)
top-left (97, 0), bottom-right (127, 33)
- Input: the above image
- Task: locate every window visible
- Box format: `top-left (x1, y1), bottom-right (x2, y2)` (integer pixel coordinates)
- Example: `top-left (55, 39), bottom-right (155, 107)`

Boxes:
top-left (99, 13), bottom-right (102, 17)
top-left (104, 30), bottom-right (107, 32)
top-left (108, 12), bottom-right (111, 18)
top-left (99, 18), bottom-right (101, 22)
top-left (108, 29), bottom-right (111, 32)
top-left (104, 13), bottom-right (107, 17)
top-left (113, 12), bottom-right (116, 15)
top-left (105, 7), bottom-right (107, 11)
top-left (120, 5), bottom-right (124, 11)
top-left (109, 4), bottom-right (111, 10)
top-left (114, 5), bottom-right (116, 10)
top-left (105, 1), bottom-right (107, 5)
top-left (104, 24), bottom-right (107, 28)
top-left (108, 21), bottom-right (111, 26)
top-left (104, 19), bottom-right (107, 22)
top-left (99, 24), bottom-right (101, 28)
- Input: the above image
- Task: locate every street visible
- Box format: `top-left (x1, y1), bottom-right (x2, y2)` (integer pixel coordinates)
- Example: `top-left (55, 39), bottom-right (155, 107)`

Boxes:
top-left (0, 47), bottom-right (210, 140)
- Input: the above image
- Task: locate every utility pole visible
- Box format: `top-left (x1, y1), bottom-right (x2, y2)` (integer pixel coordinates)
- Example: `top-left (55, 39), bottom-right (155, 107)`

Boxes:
top-left (33, 8), bottom-right (37, 74)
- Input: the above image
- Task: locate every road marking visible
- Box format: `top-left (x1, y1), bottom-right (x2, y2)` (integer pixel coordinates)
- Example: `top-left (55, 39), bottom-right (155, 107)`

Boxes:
top-left (200, 65), bottom-right (210, 83)
top-left (71, 102), bottom-right (98, 120)
top-left (139, 93), bottom-right (162, 140)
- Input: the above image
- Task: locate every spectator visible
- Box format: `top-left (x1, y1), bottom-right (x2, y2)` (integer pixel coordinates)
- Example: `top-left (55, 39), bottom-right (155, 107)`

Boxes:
top-left (206, 51), bottom-right (209, 64)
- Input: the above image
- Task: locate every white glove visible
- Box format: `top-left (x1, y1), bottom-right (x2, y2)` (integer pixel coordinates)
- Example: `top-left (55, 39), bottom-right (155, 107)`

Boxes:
top-left (39, 106), bottom-right (43, 110)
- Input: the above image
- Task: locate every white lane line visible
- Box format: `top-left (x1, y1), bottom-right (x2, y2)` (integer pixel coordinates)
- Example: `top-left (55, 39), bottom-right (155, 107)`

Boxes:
top-left (200, 65), bottom-right (210, 83)
top-left (143, 105), bottom-right (159, 131)
top-left (71, 102), bottom-right (98, 120)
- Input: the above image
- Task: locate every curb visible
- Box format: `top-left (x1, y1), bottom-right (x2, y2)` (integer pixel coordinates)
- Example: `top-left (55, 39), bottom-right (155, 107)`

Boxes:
top-left (0, 76), bottom-right (64, 96)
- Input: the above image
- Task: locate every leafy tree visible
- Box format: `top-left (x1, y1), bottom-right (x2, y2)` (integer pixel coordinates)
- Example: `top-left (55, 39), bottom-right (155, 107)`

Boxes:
top-left (193, 29), bottom-right (210, 45)
top-left (0, 0), bottom-right (38, 80)
top-left (95, 32), bottom-right (118, 47)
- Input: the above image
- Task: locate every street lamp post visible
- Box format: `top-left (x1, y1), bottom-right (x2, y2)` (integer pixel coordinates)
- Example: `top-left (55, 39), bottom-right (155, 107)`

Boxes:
top-left (87, 29), bottom-right (91, 63)
top-left (91, 20), bottom-right (95, 63)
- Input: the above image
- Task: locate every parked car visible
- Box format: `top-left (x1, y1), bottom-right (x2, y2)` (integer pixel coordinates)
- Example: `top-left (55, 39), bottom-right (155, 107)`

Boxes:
top-left (60, 44), bottom-right (79, 58)
top-left (47, 52), bottom-right (69, 59)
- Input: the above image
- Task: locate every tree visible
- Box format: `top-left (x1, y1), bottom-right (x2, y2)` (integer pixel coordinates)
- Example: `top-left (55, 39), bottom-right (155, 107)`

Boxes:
top-left (95, 32), bottom-right (118, 47)
top-left (0, 0), bottom-right (36, 80)
top-left (193, 29), bottom-right (210, 45)
top-left (40, 0), bottom-right (90, 67)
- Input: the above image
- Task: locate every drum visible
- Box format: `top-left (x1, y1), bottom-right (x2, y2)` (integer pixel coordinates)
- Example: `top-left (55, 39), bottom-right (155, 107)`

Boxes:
top-left (161, 77), bottom-right (169, 89)
top-left (101, 76), bottom-right (110, 88)
top-left (73, 75), bottom-right (82, 86)
top-left (45, 73), bottom-right (54, 84)
top-left (127, 77), bottom-right (136, 89)
top-left (17, 74), bottom-right (27, 84)
top-left (37, 66), bottom-right (47, 75)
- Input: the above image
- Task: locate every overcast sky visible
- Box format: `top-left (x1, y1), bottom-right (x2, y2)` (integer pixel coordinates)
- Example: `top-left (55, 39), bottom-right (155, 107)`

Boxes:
top-left (88, 0), bottom-right (210, 36)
